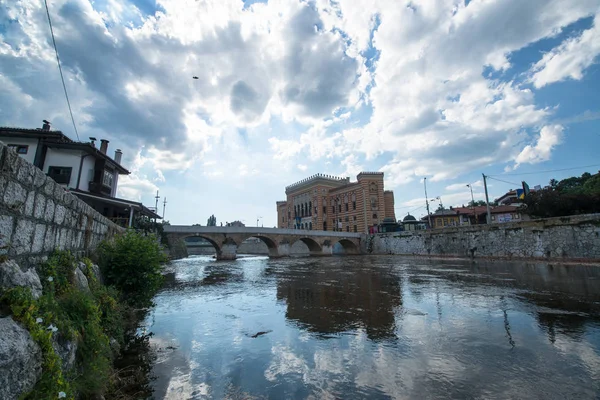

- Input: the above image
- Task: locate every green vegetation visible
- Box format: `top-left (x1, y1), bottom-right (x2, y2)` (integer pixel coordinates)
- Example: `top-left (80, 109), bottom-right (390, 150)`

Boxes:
top-left (1, 230), bottom-right (167, 399)
top-left (97, 230), bottom-right (168, 308)
top-left (207, 214), bottom-right (217, 226)
top-left (524, 171), bottom-right (600, 218)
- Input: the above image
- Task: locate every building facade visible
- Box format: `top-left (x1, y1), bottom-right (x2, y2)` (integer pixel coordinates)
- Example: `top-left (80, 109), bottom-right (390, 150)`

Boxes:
top-left (0, 121), bottom-right (160, 226)
top-left (276, 172), bottom-right (395, 233)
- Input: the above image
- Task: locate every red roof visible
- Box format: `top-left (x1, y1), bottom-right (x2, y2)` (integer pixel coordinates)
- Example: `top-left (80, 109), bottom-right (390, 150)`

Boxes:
top-left (490, 205), bottom-right (520, 214)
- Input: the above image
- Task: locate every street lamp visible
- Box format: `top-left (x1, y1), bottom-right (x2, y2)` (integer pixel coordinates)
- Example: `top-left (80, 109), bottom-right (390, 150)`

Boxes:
top-left (466, 184), bottom-right (475, 225)
top-left (256, 216), bottom-right (262, 227)
top-left (431, 196), bottom-right (443, 209)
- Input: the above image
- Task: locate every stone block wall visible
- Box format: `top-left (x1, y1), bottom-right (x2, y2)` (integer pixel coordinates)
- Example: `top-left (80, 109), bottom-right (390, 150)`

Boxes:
top-left (371, 214), bottom-right (600, 261)
top-left (0, 142), bottom-right (122, 266)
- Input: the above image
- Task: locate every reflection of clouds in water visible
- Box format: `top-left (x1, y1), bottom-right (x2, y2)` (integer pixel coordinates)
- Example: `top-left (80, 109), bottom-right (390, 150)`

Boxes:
top-left (164, 372), bottom-right (210, 400)
top-left (264, 345), bottom-right (309, 382)
top-left (554, 336), bottom-right (600, 381)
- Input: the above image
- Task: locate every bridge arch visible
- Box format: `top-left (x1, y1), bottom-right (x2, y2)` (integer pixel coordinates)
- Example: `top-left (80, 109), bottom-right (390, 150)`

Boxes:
top-left (291, 237), bottom-right (323, 254)
top-left (334, 239), bottom-right (359, 255)
top-left (240, 235), bottom-right (280, 257)
top-left (182, 234), bottom-right (221, 254)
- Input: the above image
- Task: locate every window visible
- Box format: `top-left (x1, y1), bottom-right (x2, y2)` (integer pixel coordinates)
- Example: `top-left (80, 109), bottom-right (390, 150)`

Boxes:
top-left (436, 219), bottom-right (442, 226)
top-left (353, 216), bottom-right (357, 221)
top-left (332, 206), bottom-right (335, 214)
top-left (323, 222), bottom-right (327, 231)
top-left (47, 166), bottom-right (72, 185)
top-left (102, 170), bottom-right (114, 188)
top-left (346, 226), bottom-right (349, 232)
top-left (353, 201), bottom-right (356, 210)
top-left (309, 222), bottom-right (312, 230)
top-left (323, 206), bottom-right (327, 215)
top-left (345, 203), bottom-right (349, 212)
top-left (8, 144), bottom-right (28, 154)
top-left (353, 225), bottom-right (357, 232)
top-left (283, 217), bottom-right (285, 223)
top-left (338, 204), bottom-right (342, 212)
top-left (373, 213), bottom-right (378, 220)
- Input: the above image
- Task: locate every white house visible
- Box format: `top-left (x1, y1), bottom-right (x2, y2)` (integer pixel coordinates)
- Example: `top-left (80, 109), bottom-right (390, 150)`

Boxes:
top-left (0, 121), bottom-right (160, 226)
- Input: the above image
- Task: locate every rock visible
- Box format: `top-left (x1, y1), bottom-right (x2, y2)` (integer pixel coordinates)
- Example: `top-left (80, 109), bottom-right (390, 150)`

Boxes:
top-left (91, 263), bottom-right (103, 285)
top-left (73, 266), bottom-right (90, 293)
top-left (52, 334), bottom-right (77, 372)
top-left (109, 337), bottom-right (121, 355)
top-left (0, 259), bottom-right (42, 299)
top-left (0, 316), bottom-right (42, 400)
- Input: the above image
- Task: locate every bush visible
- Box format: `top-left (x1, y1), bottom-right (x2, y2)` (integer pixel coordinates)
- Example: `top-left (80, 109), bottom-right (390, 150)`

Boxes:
top-left (97, 230), bottom-right (168, 308)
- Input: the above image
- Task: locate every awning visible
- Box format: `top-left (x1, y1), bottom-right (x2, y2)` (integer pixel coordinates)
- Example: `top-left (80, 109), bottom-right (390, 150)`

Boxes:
top-left (71, 190), bottom-right (162, 219)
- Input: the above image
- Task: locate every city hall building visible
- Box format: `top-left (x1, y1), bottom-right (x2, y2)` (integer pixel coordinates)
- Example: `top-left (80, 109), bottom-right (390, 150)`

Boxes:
top-left (276, 172), bottom-right (395, 233)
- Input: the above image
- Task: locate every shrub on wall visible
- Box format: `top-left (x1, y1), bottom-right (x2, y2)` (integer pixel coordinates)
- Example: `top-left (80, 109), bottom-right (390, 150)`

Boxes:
top-left (97, 230), bottom-right (168, 308)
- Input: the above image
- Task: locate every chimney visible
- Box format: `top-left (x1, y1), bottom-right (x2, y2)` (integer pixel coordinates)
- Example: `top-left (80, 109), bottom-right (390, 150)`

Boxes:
top-left (100, 139), bottom-right (109, 154)
top-left (89, 137), bottom-right (97, 147)
top-left (42, 120), bottom-right (51, 131)
top-left (114, 149), bottom-right (122, 164)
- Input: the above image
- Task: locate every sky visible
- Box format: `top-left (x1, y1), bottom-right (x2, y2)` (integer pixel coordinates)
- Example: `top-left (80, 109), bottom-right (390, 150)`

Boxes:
top-left (1, 0), bottom-right (599, 226)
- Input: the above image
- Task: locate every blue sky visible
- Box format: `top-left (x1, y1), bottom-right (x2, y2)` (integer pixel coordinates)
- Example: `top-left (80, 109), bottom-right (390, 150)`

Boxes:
top-left (1, 0), bottom-right (599, 225)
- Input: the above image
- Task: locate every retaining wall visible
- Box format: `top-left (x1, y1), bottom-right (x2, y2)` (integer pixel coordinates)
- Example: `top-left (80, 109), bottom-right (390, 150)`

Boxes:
top-left (0, 142), bottom-right (122, 266)
top-left (371, 214), bottom-right (600, 262)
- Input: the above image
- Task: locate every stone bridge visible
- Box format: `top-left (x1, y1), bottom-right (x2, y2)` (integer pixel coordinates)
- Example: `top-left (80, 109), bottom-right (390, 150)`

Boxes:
top-left (163, 226), bottom-right (364, 260)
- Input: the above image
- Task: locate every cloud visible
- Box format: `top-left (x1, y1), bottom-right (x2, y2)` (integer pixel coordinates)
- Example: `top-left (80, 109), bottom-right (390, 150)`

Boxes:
top-left (515, 125), bottom-right (564, 166)
top-left (531, 13), bottom-right (600, 88)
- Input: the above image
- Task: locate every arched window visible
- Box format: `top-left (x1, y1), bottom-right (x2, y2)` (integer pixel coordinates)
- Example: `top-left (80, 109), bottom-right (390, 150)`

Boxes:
top-left (309, 201), bottom-right (312, 216)
top-left (373, 213), bottom-right (378, 220)
top-left (309, 222), bottom-right (312, 230)
top-left (323, 221), bottom-right (327, 231)
top-left (344, 194), bottom-right (349, 212)
top-left (352, 193), bottom-right (356, 210)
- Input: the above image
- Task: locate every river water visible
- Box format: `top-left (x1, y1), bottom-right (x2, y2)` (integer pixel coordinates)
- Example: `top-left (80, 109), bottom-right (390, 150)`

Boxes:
top-left (137, 255), bottom-right (600, 399)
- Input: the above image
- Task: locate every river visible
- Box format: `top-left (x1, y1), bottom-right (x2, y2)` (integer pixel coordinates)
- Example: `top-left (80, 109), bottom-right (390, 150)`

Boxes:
top-left (134, 255), bottom-right (600, 399)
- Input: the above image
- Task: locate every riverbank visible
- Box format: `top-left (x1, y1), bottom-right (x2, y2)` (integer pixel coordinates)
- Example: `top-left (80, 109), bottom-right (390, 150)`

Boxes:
top-left (369, 213), bottom-right (600, 263)
top-left (0, 230), bottom-right (167, 399)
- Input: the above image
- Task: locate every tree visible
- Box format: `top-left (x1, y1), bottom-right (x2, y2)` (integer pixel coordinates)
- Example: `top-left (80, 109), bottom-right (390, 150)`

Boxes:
top-left (468, 200), bottom-right (487, 207)
top-left (207, 215), bottom-right (217, 226)
top-left (523, 171), bottom-right (600, 218)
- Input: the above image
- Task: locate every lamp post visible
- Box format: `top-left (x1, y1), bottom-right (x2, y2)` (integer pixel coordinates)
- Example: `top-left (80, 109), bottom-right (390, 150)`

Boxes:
top-left (424, 178), bottom-right (432, 228)
top-left (466, 184), bottom-right (475, 225)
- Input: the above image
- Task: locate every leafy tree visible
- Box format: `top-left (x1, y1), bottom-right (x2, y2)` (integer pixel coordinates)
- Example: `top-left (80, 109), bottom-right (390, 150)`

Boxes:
top-left (468, 200), bottom-right (487, 207)
top-left (97, 230), bottom-right (168, 307)
top-left (207, 214), bottom-right (217, 226)
top-left (523, 171), bottom-right (600, 218)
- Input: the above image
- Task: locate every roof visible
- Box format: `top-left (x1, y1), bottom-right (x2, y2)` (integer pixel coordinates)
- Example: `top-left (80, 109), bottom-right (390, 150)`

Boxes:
top-left (72, 190), bottom-right (162, 219)
top-left (45, 141), bottom-right (130, 174)
top-left (0, 126), bottom-right (129, 174)
top-left (452, 206), bottom-right (489, 216)
top-left (490, 205), bottom-right (521, 214)
top-left (403, 214), bottom-right (417, 222)
top-left (285, 173), bottom-right (350, 194)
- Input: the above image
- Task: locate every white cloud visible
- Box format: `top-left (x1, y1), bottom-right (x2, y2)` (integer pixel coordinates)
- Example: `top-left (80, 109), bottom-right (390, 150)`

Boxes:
top-left (297, 164), bottom-right (308, 171)
top-left (515, 125), bottom-right (564, 166)
top-left (531, 13), bottom-right (600, 88)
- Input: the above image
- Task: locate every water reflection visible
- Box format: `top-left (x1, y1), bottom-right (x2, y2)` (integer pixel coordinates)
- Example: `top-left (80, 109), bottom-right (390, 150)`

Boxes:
top-left (276, 259), bottom-right (402, 340)
top-left (121, 255), bottom-right (600, 399)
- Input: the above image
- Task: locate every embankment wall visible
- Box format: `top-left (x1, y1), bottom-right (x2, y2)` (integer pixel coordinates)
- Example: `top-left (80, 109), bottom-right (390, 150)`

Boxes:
top-left (0, 142), bottom-right (122, 266)
top-left (370, 214), bottom-right (600, 262)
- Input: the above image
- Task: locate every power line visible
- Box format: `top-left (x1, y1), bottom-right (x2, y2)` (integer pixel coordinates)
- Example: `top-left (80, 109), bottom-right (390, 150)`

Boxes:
top-left (487, 176), bottom-right (521, 186)
top-left (44, 0), bottom-right (80, 141)
top-left (489, 163), bottom-right (600, 177)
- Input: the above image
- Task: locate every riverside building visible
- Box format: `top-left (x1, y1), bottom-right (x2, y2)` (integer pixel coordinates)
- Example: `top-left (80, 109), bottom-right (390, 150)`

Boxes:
top-left (276, 172), bottom-right (395, 233)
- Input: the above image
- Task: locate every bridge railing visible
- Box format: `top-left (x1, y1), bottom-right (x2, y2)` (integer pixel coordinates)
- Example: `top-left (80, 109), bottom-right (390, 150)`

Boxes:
top-left (163, 226), bottom-right (362, 238)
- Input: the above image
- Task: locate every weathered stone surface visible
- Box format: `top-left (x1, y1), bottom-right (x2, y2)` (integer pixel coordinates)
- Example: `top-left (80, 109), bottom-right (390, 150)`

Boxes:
top-left (44, 198), bottom-right (55, 222)
top-left (33, 168), bottom-right (46, 188)
top-left (0, 316), bottom-right (42, 400)
top-left (54, 204), bottom-right (66, 225)
top-left (12, 219), bottom-right (35, 255)
top-left (17, 163), bottom-right (34, 186)
top-left (73, 266), bottom-right (90, 293)
top-left (24, 190), bottom-right (35, 216)
top-left (3, 181), bottom-right (27, 211)
top-left (43, 179), bottom-right (55, 196)
top-left (0, 259), bottom-right (43, 298)
top-left (32, 224), bottom-right (46, 254)
top-left (0, 215), bottom-right (13, 253)
top-left (43, 226), bottom-right (55, 252)
top-left (52, 335), bottom-right (77, 373)
top-left (33, 193), bottom-right (46, 219)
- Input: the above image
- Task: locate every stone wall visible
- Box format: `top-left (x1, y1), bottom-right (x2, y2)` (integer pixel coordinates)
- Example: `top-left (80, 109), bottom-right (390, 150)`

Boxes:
top-left (371, 214), bottom-right (600, 261)
top-left (0, 142), bottom-right (122, 266)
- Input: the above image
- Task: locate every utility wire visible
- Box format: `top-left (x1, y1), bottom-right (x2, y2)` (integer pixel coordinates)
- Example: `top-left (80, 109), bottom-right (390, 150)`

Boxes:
top-left (44, 0), bottom-right (80, 141)
top-left (489, 163), bottom-right (600, 177)
top-left (487, 176), bottom-right (521, 186)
